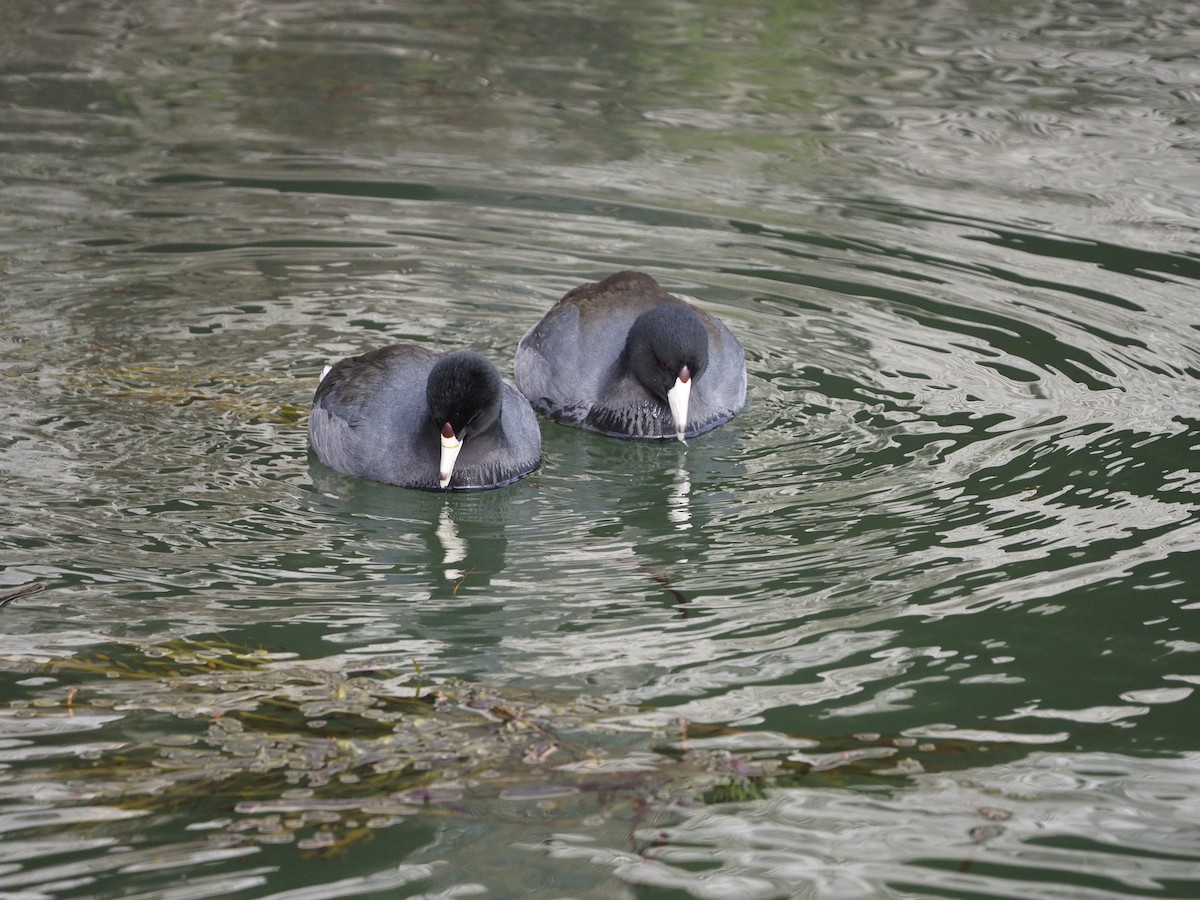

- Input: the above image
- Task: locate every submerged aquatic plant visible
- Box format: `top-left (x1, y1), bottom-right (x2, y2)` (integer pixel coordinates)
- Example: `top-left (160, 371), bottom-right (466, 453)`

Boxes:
top-left (0, 636), bottom-right (990, 857)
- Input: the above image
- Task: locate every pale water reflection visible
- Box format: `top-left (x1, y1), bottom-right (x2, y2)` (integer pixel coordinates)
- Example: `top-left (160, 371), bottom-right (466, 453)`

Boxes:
top-left (2, 0), bottom-right (1199, 897)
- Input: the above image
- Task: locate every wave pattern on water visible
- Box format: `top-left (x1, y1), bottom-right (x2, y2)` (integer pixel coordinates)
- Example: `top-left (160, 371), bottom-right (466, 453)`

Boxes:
top-left (3, 0), bottom-right (1200, 897)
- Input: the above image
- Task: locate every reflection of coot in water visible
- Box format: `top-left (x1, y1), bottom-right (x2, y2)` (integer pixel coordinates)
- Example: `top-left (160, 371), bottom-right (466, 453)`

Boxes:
top-left (515, 271), bottom-right (746, 441)
top-left (304, 464), bottom-right (533, 597)
top-left (309, 345), bottom-right (540, 491)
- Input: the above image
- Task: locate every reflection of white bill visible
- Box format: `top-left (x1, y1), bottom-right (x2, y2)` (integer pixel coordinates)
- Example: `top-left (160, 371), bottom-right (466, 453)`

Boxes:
top-left (437, 505), bottom-right (467, 579)
top-left (669, 462), bottom-right (691, 530)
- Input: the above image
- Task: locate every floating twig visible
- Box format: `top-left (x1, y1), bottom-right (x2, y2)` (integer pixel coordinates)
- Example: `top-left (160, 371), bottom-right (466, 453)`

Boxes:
top-left (0, 582), bottom-right (45, 607)
top-left (452, 566), bottom-right (476, 595)
top-left (636, 564), bottom-right (689, 605)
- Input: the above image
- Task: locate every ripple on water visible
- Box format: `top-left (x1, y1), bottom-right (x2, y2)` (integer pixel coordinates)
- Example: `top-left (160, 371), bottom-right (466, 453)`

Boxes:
top-left (1, 1), bottom-right (1198, 897)
top-left (589, 752), bottom-right (1200, 898)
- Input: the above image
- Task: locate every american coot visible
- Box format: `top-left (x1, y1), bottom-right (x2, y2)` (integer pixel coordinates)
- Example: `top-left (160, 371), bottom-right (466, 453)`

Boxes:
top-left (309, 346), bottom-right (541, 491)
top-left (515, 271), bottom-right (746, 440)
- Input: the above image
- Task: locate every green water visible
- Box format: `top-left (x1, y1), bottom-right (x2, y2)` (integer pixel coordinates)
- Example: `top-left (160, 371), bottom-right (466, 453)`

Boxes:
top-left (2, 1), bottom-right (1198, 897)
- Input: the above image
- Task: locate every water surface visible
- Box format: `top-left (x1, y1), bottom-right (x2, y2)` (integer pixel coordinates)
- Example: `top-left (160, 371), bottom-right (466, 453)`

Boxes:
top-left (2, 1), bottom-right (1199, 897)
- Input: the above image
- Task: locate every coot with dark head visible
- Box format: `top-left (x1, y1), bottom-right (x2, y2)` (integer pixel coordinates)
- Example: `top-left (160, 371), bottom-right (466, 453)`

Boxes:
top-left (310, 346), bottom-right (540, 490)
top-left (514, 271), bottom-right (746, 440)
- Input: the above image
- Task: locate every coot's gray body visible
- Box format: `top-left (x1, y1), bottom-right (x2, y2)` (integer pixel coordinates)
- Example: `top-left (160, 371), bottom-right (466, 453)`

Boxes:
top-left (309, 345), bottom-right (540, 491)
top-left (514, 271), bottom-right (746, 440)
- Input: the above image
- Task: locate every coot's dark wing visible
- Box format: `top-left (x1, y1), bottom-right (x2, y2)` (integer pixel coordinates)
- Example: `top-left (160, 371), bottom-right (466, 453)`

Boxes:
top-left (687, 310), bottom-right (747, 435)
top-left (309, 345), bottom-right (438, 487)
